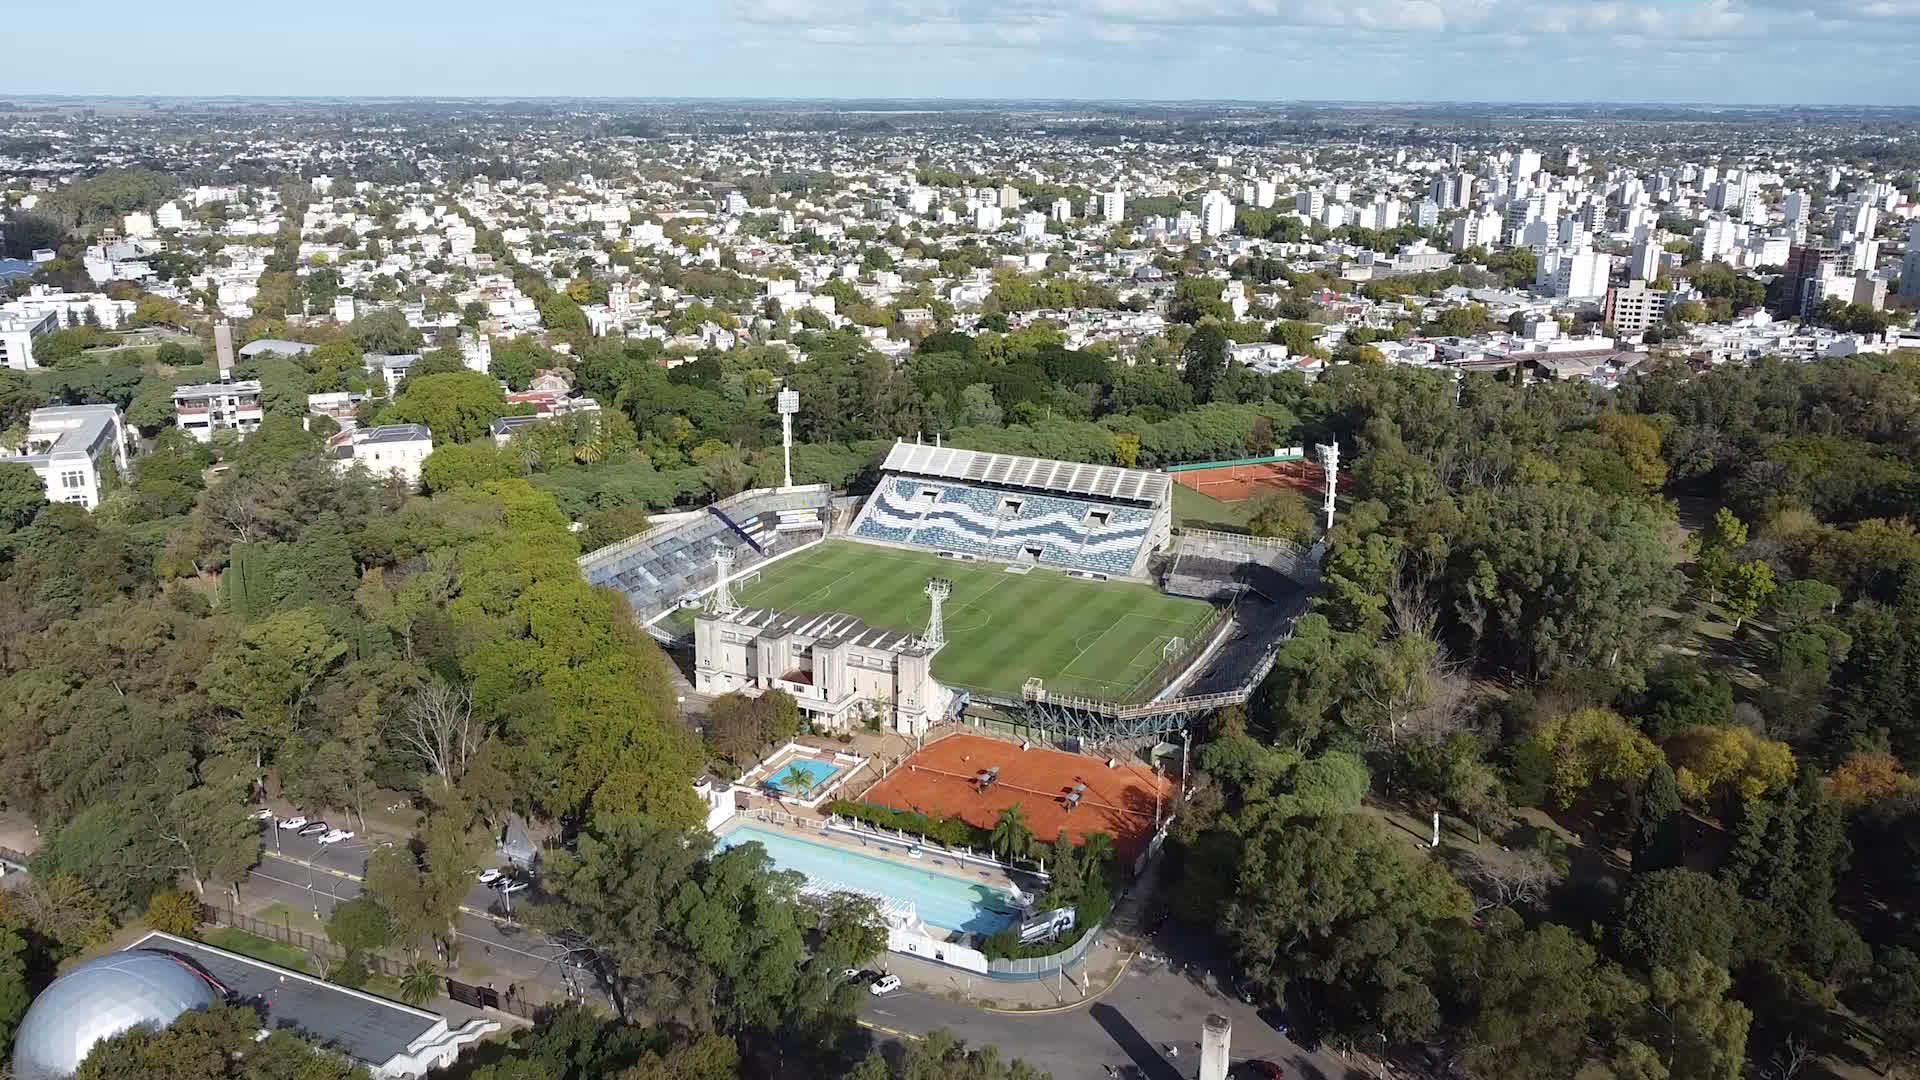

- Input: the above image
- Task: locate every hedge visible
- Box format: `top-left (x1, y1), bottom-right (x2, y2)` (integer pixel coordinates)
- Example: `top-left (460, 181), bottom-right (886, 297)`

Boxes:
top-left (827, 799), bottom-right (992, 851)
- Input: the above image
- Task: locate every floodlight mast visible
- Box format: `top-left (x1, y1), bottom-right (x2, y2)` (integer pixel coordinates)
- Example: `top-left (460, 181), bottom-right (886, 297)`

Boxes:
top-left (708, 546), bottom-right (741, 617)
top-left (919, 578), bottom-right (951, 651)
top-left (1316, 440), bottom-right (1340, 533)
top-left (776, 387), bottom-right (801, 488)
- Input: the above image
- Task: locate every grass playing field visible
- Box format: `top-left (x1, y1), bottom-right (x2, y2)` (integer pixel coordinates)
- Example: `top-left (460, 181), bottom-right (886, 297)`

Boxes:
top-left (727, 540), bottom-right (1217, 702)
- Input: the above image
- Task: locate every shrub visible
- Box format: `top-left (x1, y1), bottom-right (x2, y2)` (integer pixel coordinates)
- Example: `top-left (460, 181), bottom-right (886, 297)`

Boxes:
top-left (144, 889), bottom-right (204, 937)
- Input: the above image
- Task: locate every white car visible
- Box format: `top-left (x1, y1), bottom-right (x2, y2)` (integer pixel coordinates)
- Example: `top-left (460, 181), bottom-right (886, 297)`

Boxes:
top-left (278, 816), bottom-right (308, 831)
top-left (869, 975), bottom-right (901, 996)
top-left (499, 880), bottom-right (529, 895)
top-left (477, 869), bottom-right (503, 886)
top-left (250, 808), bottom-right (274, 821)
top-left (316, 829), bottom-right (354, 846)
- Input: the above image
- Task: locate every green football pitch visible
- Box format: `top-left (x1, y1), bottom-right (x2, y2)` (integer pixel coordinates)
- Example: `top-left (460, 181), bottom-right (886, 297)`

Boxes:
top-left (727, 540), bottom-right (1218, 702)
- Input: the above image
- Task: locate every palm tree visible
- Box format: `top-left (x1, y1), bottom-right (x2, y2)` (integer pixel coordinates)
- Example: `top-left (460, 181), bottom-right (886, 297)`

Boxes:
top-left (990, 805), bottom-right (1034, 864)
top-left (397, 960), bottom-right (441, 1006)
top-left (1080, 831), bottom-right (1116, 877)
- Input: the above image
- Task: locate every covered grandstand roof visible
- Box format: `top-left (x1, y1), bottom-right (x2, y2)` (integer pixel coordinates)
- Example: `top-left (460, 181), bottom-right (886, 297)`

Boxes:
top-left (882, 441), bottom-right (1170, 506)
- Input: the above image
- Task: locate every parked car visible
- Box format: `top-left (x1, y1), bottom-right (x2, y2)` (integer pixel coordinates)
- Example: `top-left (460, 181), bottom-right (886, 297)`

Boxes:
top-left (278, 816), bottom-right (308, 831)
top-left (297, 822), bottom-right (329, 837)
top-left (499, 879), bottom-right (529, 895)
top-left (316, 829), bottom-right (354, 846)
top-left (477, 868), bottom-right (503, 886)
top-left (1241, 1062), bottom-right (1284, 1079)
top-left (249, 808), bottom-right (274, 821)
top-left (868, 975), bottom-right (901, 996)
top-left (841, 968), bottom-right (862, 982)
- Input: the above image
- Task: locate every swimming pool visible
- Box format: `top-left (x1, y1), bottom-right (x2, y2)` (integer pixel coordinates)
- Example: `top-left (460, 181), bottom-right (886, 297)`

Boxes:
top-left (763, 759), bottom-right (841, 795)
top-left (717, 823), bottom-right (1016, 936)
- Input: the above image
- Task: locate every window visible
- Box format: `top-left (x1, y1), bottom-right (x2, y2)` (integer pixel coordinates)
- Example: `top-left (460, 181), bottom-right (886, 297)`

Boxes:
top-left (59, 471), bottom-right (85, 489)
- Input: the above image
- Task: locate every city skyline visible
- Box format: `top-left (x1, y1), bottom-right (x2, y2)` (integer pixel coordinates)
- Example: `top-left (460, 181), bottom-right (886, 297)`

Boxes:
top-left (5, 0), bottom-right (1916, 106)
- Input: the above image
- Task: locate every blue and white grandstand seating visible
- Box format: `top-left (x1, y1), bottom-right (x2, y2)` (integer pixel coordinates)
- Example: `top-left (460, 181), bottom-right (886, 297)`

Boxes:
top-left (852, 474), bottom-right (1158, 576)
top-left (580, 486), bottom-right (832, 621)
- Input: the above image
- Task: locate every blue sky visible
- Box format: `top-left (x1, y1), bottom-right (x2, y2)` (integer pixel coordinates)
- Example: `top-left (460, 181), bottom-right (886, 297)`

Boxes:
top-left (4, 0), bottom-right (1914, 105)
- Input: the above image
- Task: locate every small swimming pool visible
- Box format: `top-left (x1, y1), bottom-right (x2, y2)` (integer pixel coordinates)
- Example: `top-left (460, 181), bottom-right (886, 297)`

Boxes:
top-left (763, 759), bottom-right (841, 795)
top-left (717, 823), bottom-right (1015, 936)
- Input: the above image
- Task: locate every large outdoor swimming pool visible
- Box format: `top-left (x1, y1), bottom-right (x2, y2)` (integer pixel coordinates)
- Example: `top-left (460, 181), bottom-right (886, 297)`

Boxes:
top-left (716, 823), bottom-right (1016, 936)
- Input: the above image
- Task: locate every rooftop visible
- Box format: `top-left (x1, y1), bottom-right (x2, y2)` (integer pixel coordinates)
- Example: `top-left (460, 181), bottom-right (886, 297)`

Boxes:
top-left (239, 339), bottom-right (316, 357)
top-left (881, 440), bottom-right (1170, 506)
top-left (706, 605), bottom-right (928, 655)
top-left (124, 932), bottom-right (440, 1070)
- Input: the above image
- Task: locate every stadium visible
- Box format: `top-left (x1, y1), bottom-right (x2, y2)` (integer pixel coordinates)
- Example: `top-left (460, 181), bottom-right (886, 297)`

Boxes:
top-left (581, 438), bottom-right (1327, 745)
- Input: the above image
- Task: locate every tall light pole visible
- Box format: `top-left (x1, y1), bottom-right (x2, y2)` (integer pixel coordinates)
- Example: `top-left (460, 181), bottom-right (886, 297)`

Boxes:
top-left (777, 387), bottom-right (800, 488)
top-left (1316, 441), bottom-right (1340, 534)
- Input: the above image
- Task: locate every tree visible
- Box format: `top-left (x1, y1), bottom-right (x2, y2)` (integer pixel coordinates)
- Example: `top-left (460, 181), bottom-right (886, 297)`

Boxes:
top-left (1824, 750), bottom-right (1914, 809)
top-left (990, 805), bottom-right (1034, 863)
top-left (1631, 759), bottom-right (1687, 872)
top-left (1666, 725), bottom-right (1795, 803)
top-left (350, 307), bottom-right (423, 355)
top-left (1853, 946), bottom-right (1920, 1073)
top-left (582, 504), bottom-right (653, 551)
top-left (397, 960), bottom-right (441, 1006)
top-left (326, 896), bottom-right (391, 959)
top-left (0, 920), bottom-right (30, 1056)
top-left (1594, 414), bottom-right (1668, 491)
top-left (419, 442), bottom-right (528, 492)
top-left (1447, 486), bottom-right (1679, 677)
top-left (1224, 813), bottom-right (1469, 1042)
top-left (1439, 914), bottom-right (1615, 1080)
top-left (1527, 708), bottom-right (1663, 810)
top-left (1723, 559), bottom-right (1777, 630)
top-left (377, 371), bottom-right (515, 444)
top-left (1638, 954), bottom-right (1751, 1080)
top-left (205, 610), bottom-right (348, 770)
top-left (1181, 321), bottom-right (1230, 404)
top-left (144, 888), bottom-right (205, 937)
top-left (1245, 490), bottom-right (1315, 543)
top-left (1615, 869), bottom-right (1739, 971)
top-left (0, 463), bottom-right (47, 532)
top-left (399, 681), bottom-right (482, 784)
top-left (153, 757), bottom-right (260, 900)
top-left (71, 1003), bottom-right (369, 1080)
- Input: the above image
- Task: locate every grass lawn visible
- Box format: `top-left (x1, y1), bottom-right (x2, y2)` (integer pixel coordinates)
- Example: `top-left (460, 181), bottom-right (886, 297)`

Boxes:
top-left (255, 902), bottom-right (327, 934)
top-left (1171, 484), bottom-right (1253, 533)
top-left (721, 540), bottom-right (1217, 701)
top-left (203, 928), bottom-right (315, 974)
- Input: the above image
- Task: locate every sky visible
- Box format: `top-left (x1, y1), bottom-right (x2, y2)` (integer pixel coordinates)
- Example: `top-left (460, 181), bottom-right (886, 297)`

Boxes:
top-left (5, 0), bottom-right (1916, 106)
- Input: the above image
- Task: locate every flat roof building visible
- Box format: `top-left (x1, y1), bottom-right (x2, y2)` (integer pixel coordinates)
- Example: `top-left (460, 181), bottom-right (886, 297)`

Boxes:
top-left (0, 404), bottom-right (129, 509)
top-left (123, 932), bottom-right (497, 1079)
top-left (328, 423), bottom-right (433, 486)
top-left (173, 378), bottom-right (264, 443)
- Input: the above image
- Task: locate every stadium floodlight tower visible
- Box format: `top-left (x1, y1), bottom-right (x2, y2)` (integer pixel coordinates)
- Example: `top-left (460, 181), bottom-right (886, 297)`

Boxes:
top-left (918, 578), bottom-right (951, 651)
top-left (707, 545), bottom-right (742, 618)
top-left (776, 386), bottom-right (801, 488)
top-left (1316, 440), bottom-right (1340, 533)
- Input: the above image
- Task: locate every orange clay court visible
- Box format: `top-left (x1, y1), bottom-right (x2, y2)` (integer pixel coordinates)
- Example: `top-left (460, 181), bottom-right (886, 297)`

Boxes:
top-left (861, 733), bottom-right (1176, 859)
top-left (1173, 459), bottom-right (1328, 503)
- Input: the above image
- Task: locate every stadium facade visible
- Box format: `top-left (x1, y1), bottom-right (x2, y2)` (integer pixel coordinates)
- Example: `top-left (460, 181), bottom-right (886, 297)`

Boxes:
top-left (694, 606), bottom-right (949, 735)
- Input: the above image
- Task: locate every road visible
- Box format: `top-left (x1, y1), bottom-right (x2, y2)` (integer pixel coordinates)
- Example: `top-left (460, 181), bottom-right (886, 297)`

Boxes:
top-left (245, 827), bottom-right (583, 996)
top-left (863, 952), bottom-right (1362, 1080)
top-left (242, 832), bottom-right (1361, 1080)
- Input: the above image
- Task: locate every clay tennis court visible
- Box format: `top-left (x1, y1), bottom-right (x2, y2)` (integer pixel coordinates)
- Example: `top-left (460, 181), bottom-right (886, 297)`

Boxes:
top-left (1172, 459), bottom-right (1328, 503)
top-left (861, 733), bottom-right (1174, 858)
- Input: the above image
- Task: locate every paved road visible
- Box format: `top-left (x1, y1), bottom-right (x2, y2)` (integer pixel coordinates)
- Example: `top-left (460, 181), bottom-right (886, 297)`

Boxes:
top-left (242, 831), bottom-right (1362, 1080)
top-left (863, 955), bottom-right (1361, 1080)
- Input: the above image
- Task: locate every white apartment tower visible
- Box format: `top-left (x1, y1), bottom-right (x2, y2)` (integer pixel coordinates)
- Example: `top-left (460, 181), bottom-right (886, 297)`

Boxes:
top-left (1101, 189), bottom-right (1126, 224)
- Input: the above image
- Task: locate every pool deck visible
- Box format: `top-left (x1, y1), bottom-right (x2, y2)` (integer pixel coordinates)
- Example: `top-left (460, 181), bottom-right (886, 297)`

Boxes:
top-left (719, 811), bottom-right (1030, 939)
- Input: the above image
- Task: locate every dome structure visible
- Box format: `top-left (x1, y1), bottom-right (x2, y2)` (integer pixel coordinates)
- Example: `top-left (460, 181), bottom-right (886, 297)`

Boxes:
top-left (12, 950), bottom-right (224, 1079)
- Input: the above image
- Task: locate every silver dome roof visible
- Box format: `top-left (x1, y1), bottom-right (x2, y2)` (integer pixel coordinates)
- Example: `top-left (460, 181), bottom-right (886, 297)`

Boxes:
top-left (12, 950), bottom-right (223, 1079)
